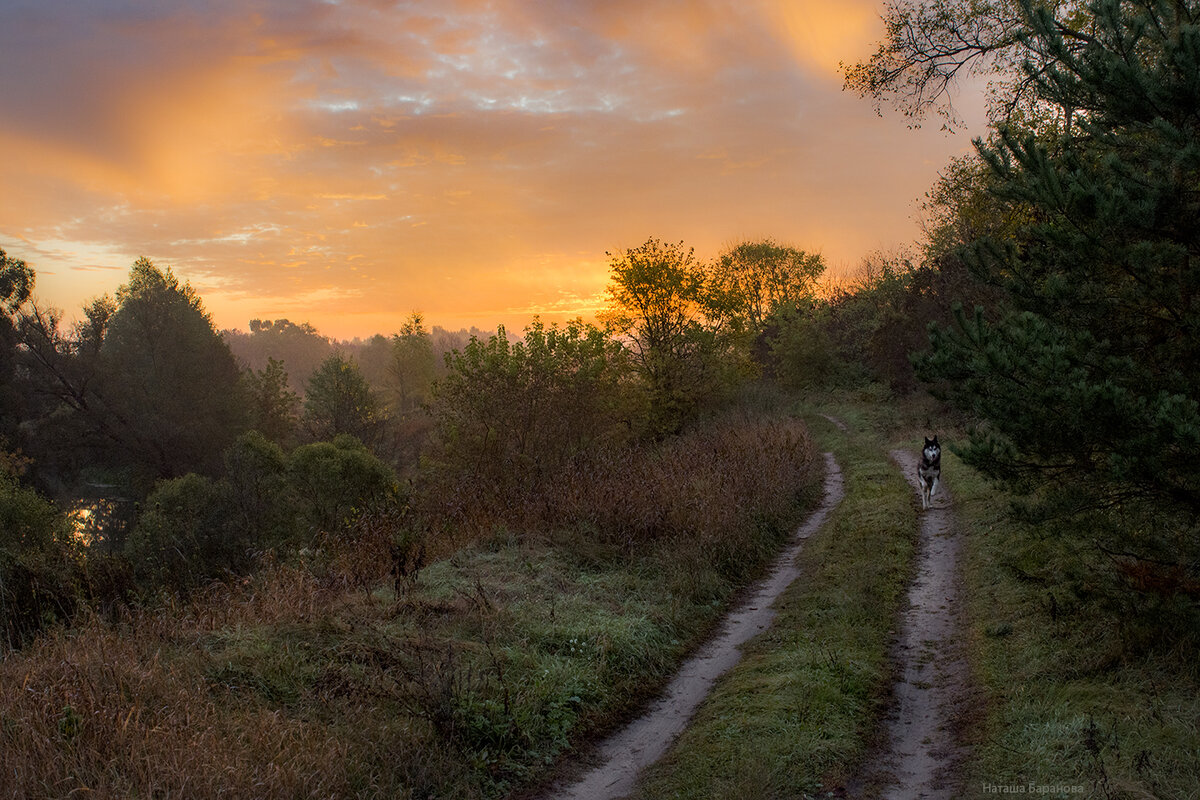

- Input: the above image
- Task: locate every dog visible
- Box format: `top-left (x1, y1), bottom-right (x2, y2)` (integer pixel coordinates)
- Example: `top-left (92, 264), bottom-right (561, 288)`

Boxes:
top-left (918, 435), bottom-right (941, 510)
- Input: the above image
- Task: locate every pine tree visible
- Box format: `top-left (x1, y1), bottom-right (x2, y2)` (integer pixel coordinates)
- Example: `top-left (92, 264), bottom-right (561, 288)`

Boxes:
top-left (919, 0), bottom-right (1200, 538)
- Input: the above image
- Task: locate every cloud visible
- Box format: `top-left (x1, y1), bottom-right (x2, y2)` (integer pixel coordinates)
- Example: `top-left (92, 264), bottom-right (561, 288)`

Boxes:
top-left (0, 0), bottom-right (986, 339)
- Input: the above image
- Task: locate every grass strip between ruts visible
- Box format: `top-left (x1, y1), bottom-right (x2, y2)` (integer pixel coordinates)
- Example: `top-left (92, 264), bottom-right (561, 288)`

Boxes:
top-left (630, 403), bottom-right (919, 799)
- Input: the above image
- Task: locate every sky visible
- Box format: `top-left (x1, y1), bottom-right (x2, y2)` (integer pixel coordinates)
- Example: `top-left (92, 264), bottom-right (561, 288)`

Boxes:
top-left (0, 0), bottom-right (987, 340)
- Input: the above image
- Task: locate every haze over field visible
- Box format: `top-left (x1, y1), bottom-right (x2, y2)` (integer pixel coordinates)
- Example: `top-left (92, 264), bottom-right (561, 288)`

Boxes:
top-left (0, 0), bottom-right (984, 339)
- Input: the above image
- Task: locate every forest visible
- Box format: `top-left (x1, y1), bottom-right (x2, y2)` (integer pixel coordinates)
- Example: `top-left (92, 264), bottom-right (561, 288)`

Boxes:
top-left (0, 0), bottom-right (1197, 797)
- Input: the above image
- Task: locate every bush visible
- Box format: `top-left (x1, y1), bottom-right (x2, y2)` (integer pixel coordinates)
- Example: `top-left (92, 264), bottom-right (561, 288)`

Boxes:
top-left (223, 431), bottom-right (295, 548)
top-left (124, 474), bottom-right (243, 592)
top-left (414, 414), bottom-right (817, 569)
top-left (287, 435), bottom-right (397, 535)
top-left (762, 305), bottom-right (837, 390)
top-left (429, 320), bottom-right (634, 493)
top-left (0, 474), bottom-right (80, 647)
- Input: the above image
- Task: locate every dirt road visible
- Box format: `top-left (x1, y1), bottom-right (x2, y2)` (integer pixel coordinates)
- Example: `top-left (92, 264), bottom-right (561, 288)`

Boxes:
top-left (850, 449), bottom-right (970, 799)
top-left (543, 451), bottom-right (845, 800)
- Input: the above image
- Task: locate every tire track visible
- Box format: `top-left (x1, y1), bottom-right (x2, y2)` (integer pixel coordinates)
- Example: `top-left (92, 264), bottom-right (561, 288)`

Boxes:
top-left (544, 451), bottom-right (845, 800)
top-left (851, 449), bottom-right (970, 799)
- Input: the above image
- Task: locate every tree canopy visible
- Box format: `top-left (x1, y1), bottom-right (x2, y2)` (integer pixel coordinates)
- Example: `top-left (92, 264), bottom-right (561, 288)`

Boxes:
top-left (602, 238), bottom-right (733, 433)
top-left (844, 0), bottom-right (1092, 128)
top-left (914, 0), bottom-right (1200, 547)
top-left (302, 352), bottom-right (383, 444)
top-left (712, 240), bottom-right (825, 334)
top-left (96, 259), bottom-right (247, 482)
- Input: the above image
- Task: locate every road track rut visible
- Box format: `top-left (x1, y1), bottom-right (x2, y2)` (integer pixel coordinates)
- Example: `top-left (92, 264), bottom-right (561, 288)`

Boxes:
top-left (544, 451), bottom-right (845, 800)
top-left (850, 449), bottom-right (970, 799)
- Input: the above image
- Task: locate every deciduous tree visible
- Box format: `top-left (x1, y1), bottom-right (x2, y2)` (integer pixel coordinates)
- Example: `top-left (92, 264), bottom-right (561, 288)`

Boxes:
top-left (389, 312), bottom-right (437, 416)
top-left (602, 238), bottom-right (732, 433)
top-left (712, 240), bottom-right (825, 334)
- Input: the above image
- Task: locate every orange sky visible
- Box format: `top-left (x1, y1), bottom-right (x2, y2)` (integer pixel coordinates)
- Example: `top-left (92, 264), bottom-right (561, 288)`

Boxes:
top-left (0, 0), bottom-right (986, 340)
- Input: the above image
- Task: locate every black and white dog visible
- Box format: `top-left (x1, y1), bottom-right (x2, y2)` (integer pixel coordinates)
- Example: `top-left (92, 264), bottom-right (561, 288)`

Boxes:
top-left (918, 435), bottom-right (941, 510)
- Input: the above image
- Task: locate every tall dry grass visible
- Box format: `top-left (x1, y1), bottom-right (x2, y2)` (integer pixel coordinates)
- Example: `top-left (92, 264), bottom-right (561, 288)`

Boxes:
top-left (415, 415), bottom-right (816, 558)
top-left (0, 568), bottom-right (356, 799)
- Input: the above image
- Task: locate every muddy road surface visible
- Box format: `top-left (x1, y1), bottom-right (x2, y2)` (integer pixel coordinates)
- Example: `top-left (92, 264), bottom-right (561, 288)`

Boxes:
top-left (850, 449), bottom-right (971, 799)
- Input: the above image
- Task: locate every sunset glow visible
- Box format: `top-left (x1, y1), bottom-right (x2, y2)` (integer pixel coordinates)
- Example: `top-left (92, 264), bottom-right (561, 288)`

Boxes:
top-left (0, 0), bottom-right (985, 339)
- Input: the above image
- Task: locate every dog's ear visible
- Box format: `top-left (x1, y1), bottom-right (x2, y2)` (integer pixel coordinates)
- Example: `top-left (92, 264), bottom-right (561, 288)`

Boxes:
top-left (932, 435), bottom-right (939, 445)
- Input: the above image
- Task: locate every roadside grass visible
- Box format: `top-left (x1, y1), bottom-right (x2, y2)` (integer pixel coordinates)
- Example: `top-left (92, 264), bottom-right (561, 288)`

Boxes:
top-left (869, 389), bottom-right (1200, 798)
top-left (951, 449), bottom-right (1200, 800)
top-left (630, 399), bottom-right (919, 799)
top-left (0, 415), bottom-right (822, 800)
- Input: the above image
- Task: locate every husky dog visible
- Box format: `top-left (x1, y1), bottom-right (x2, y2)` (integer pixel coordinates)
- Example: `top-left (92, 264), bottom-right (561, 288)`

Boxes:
top-left (918, 435), bottom-right (941, 510)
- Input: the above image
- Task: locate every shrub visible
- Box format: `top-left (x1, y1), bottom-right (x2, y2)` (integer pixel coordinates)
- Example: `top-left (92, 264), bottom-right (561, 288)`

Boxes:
top-left (429, 319), bottom-right (634, 501)
top-left (0, 474), bottom-right (80, 647)
top-left (124, 473), bottom-right (243, 592)
top-left (287, 435), bottom-right (397, 535)
top-left (414, 414), bottom-right (817, 570)
top-left (223, 431), bottom-right (295, 548)
top-left (762, 305), bottom-right (837, 390)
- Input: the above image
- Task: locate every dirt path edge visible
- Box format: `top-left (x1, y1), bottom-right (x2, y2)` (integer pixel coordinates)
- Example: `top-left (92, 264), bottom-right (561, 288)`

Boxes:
top-left (848, 449), bottom-right (972, 800)
top-left (541, 451), bottom-right (845, 800)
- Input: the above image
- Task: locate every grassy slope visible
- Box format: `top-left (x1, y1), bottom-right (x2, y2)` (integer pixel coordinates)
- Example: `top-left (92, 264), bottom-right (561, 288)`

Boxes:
top-left (952, 449), bottom-right (1200, 799)
top-left (630, 398), bottom-right (919, 799)
top-left (0, 417), bottom-right (824, 800)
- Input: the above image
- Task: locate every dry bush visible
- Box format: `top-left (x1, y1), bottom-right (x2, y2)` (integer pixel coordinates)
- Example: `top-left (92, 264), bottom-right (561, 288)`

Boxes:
top-left (413, 415), bottom-right (817, 561)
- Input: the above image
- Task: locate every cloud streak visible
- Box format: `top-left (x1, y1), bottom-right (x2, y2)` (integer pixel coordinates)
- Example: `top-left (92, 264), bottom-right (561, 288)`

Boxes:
top-left (0, 0), bottom-right (984, 338)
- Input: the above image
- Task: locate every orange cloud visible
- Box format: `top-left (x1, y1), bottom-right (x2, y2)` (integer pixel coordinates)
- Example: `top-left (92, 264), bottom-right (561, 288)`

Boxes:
top-left (0, 0), bottom-right (986, 341)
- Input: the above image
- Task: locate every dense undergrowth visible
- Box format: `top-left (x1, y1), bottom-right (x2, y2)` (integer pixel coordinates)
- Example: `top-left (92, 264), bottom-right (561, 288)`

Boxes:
top-left (0, 412), bottom-right (822, 799)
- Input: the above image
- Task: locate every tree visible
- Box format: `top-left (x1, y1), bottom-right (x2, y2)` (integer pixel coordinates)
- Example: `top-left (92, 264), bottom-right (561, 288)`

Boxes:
top-left (349, 333), bottom-right (393, 393)
top-left (302, 352), bottom-right (383, 444)
top-left (712, 240), bottom-right (825, 335)
top-left (0, 248), bottom-right (33, 314)
top-left (124, 473), bottom-right (241, 591)
top-left (915, 0), bottom-right (1200, 578)
top-left (0, 249), bottom-right (34, 439)
top-left (14, 258), bottom-right (246, 491)
top-left (97, 258), bottom-right (247, 483)
top-left (223, 318), bottom-right (332, 394)
top-left (223, 431), bottom-right (295, 549)
top-left (843, 0), bottom-right (1091, 128)
top-left (243, 357), bottom-right (299, 445)
top-left (389, 312), bottom-right (437, 416)
top-left (602, 238), bottom-right (732, 433)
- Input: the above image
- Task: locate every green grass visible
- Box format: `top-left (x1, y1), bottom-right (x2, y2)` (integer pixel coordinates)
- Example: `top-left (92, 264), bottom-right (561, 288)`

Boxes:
top-left (630, 401), bottom-right (919, 799)
top-left (952, 449), bottom-right (1200, 800)
top-left (193, 535), bottom-right (716, 797)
